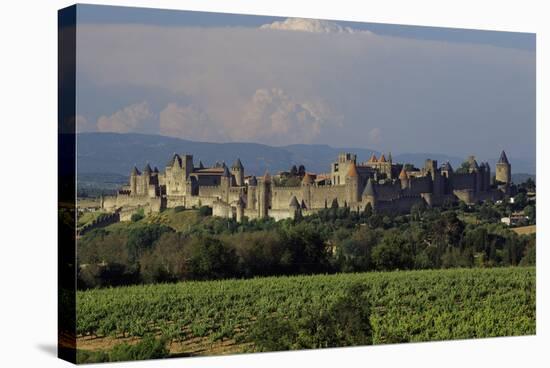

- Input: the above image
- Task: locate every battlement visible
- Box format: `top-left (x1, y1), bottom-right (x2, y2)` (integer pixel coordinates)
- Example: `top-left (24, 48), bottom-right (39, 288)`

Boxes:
top-left (107, 150), bottom-right (509, 222)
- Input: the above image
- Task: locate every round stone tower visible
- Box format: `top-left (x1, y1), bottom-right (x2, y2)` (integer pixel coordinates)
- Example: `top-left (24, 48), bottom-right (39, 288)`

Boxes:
top-left (346, 162), bottom-right (360, 204)
top-left (362, 177), bottom-right (377, 209)
top-left (495, 150), bottom-right (511, 185)
top-left (231, 158), bottom-right (244, 186)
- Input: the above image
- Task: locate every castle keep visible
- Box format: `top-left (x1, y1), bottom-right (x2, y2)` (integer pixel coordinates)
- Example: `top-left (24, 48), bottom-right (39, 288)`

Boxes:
top-left (101, 151), bottom-right (512, 222)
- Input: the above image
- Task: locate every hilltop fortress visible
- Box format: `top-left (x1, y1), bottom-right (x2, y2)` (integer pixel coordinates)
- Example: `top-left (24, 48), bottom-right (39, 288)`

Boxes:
top-left (101, 151), bottom-right (512, 222)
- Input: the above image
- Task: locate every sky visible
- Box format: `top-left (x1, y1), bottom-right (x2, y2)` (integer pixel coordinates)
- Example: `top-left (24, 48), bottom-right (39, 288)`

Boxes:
top-left (74, 4), bottom-right (536, 162)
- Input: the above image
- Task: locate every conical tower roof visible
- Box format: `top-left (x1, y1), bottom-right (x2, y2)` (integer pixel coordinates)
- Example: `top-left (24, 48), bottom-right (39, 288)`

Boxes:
top-left (498, 150), bottom-right (510, 164)
top-left (131, 166), bottom-right (141, 176)
top-left (289, 196), bottom-right (300, 208)
top-left (168, 153), bottom-right (182, 167)
top-left (363, 178), bottom-right (376, 197)
top-left (442, 161), bottom-right (453, 172)
top-left (143, 163), bottom-right (152, 174)
top-left (198, 160), bottom-right (204, 169)
top-left (222, 166), bottom-right (231, 177)
top-left (368, 153), bottom-right (378, 163)
top-left (347, 162), bottom-right (359, 177)
top-left (231, 158), bottom-right (243, 169)
top-left (379, 154), bottom-right (386, 163)
top-left (153, 166), bottom-right (159, 173)
top-left (248, 176), bottom-right (258, 186)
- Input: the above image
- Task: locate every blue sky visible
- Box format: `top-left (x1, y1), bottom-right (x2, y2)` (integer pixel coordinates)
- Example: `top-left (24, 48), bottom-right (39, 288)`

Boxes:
top-left (74, 4), bottom-right (536, 164)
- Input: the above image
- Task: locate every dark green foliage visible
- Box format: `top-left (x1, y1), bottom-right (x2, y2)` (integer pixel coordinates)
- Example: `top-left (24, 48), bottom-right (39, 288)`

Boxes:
top-left (131, 208), bottom-right (145, 222)
top-left (126, 224), bottom-right (174, 263)
top-left (77, 198), bottom-right (535, 288)
top-left (78, 263), bottom-right (140, 289)
top-left (372, 230), bottom-right (414, 270)
top-left (251, 284), bottom-right (372, 351)
top-left (76, 349), bottom-right (110, 364)
top-left (519, 239), bottom-right (536, 266)
top-left (173, 205), bottom-right (185, 213)
top-left (187, 236), bottom-right (239, 280)
top-left (198, 205), bottom-right (212, 217)
top-left (131, 213), bottom-right (144, 222)
top-left (109, 335), bottom-right (169, 362)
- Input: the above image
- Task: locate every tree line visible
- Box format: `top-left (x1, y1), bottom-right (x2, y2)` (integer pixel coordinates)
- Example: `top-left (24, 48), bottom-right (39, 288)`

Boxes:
top-left (77, 199), bottom-right (535, 289)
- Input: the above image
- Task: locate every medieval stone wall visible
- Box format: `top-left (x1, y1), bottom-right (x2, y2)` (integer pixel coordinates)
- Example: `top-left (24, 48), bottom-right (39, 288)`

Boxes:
top-left (409, 176), bottom-right (432, 194)
top-left (308, 185), bottom-right (348, 209)
top-left (376, 195), bottom-right (426, 214)
top-left (451, 173), bottom-right (476, 191)
top-left (270, 186), bottom-right (303, 209)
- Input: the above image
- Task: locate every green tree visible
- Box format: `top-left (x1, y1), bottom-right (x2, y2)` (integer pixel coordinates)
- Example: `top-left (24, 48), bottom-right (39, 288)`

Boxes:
top-left (187, 236), bottom-right (239, 280)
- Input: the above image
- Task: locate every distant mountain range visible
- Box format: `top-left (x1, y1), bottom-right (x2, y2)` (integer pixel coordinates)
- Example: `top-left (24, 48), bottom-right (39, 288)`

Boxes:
top-left (76, 133), bottom-right (535, 180)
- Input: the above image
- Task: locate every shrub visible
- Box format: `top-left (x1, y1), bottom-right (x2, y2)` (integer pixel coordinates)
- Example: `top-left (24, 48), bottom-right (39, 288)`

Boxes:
top-left (251, 283), bottom-right (372, 351)
top-left (109, 335), bottom-right (169, 362)
top-left (131, 212), bottom-right (144, 222)
top-left (173, 206), bottom-right (185, 213)
top-left (76, 349), bottom-right (109, 364)
top-left (198, 206), bottom-right (213, 217)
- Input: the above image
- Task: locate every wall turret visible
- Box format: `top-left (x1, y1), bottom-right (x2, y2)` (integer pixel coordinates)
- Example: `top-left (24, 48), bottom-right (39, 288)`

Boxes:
top-left (289, 195), bottom-right (301, 218)
top-left (166, 154), bottom-right (185, 195)
top-left (130, 166), bottom-right (140, 194)
top-left (247, 176), bottom-right (257, 210)
top-left (257, 172), bottom-right (271, 219)
top-left (441, 161), bottom-right (453, 178)
top-left (495, 150), bottom-right (511, 185)
top-left (220, 165), bottom-right (231, 203)
top-left (235, 196), bottom-right (245, 223)
top-left (346, 162), bottom-right (360, 204)
top-left (231, 158), bottom-right (244, 186)
top-left (362, 177), bottom-right (377, 208)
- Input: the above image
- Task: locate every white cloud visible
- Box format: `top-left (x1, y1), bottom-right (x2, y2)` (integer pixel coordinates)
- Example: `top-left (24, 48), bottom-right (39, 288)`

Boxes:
top-left (260, 18), bottom-right (372, 34)
top-left (74, 114), bottom-right (96, 132)
top-left (234, 88), bottom-right (333, 145)
top-left (97, 101), bottom-right (154, 133)
top-left (76, 23), bottom-right (534, 157)
top-left (159, 103), bottom-right (225, 142)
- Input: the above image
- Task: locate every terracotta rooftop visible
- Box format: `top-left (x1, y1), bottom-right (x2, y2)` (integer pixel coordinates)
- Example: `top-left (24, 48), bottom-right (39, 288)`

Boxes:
top-left (347, 162), bottom-right (359, 177)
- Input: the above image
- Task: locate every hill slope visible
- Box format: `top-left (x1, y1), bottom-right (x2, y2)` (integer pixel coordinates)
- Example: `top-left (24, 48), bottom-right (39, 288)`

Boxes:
top-left (76, 132), bottom-right (534, 177)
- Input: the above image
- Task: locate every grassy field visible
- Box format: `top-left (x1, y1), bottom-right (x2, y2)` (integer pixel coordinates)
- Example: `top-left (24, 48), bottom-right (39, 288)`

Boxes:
top-left (76, 267), bottom-right (536, 362)
top-left (101, 208), bottom-right (201, 233)
top-left (76, 211), bottom-right (108, 228)
top-left (512, 225), bottom-right (536, 235)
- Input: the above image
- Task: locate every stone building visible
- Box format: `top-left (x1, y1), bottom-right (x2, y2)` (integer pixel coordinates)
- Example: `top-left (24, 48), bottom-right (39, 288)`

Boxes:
top-left (102, 150), bottom-right (511, 222)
